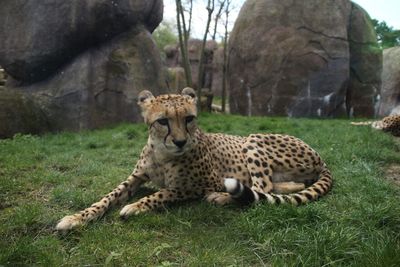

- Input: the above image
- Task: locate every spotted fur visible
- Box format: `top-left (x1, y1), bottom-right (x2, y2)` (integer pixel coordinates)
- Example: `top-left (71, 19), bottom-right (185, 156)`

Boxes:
top-left (56, 88), bottom-right (333, 232)
top-left (351, 114), bottom-right (400, 137)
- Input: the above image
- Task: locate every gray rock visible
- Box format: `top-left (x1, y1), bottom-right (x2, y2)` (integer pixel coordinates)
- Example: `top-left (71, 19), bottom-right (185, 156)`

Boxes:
top-left (228, 0), bottom-right (381, 118)
top-left (0, 88), bottom-right (50, 138)
top-left (211, 47), bottom-right (225, 97)
top-left (0, 0), bottom-right (163, 84)
top-left (348, 2), bottom-right (382, 117)
top-left (6, 27), bottom-right (167, 131)
top-left (0, 0), bottom-right (167, 138)
top-left (379, 47), bottom-right (400, 116)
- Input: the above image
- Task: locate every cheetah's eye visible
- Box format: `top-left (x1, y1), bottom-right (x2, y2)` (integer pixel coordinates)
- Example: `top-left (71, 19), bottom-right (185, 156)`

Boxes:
top-left (185, 115), bottom-right (195, 124)
top-left (156, 118), bottom-right (169, 126)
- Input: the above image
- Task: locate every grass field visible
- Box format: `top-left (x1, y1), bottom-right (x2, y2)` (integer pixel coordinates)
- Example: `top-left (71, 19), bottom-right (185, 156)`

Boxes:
top-left (1, 113), bottom-right (400, 266)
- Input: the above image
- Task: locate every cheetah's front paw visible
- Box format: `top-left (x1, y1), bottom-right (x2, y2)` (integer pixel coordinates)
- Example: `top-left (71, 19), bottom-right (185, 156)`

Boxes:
top-left (56, 214), bottom-right (83, 232)
top-left (120, 202), bottom-right (149, 219)
top-left (205, 192), bottom-right (233, 206)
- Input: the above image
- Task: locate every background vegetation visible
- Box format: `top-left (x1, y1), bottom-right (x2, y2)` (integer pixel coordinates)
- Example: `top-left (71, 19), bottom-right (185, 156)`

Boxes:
top-left (153, 20), bottom-right (178, 53)
top-left (372, 19), bottom-right (400, 48)
top-left (1, 114), bottom-right (400, 266)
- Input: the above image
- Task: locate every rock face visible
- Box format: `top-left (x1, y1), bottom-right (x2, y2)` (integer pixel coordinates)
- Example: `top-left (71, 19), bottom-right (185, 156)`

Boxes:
top-left (211, 47), bottom-right (226, 97)
top-left (0, 0), bottom-right (163, 84)
top-left (348, 3), bottom-right (382, 117)
top-left (379, 47), bottom-right (400, 116)
top-left (228, 0), bottom-right (381, 117)
top-left (7, 28), bottom-right (166, 131)
top-left (0, 88), bottom-right (50, 138)
top-left (0, 0), bottom-right (166, 137)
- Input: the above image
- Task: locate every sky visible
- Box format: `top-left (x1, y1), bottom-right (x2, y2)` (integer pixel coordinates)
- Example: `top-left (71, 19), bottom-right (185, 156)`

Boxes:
top-left (163, 0), bottom-right (400, 39)
top-left (163, 0), bottom-right (243, 38)
top-left (352, 0), bottom-right (400, 28)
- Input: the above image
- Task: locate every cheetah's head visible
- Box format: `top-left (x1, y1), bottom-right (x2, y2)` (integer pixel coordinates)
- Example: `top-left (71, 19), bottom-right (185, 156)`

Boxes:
top-left (138, 88), bottom-right (198, 156)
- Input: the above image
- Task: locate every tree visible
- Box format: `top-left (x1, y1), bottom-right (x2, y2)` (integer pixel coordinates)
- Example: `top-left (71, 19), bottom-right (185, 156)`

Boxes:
top-left (176, 0), bottom-right (193, 87)
top-left (175, 0), bottom-right (216, 109)
top-left (221, 0), bottom-right (232, 113)
top-left (372, 19), bottom-right (400, 49)
top-left (211, 0), bottom-right (226, 41)
top-left (174, 0), bottom-right (240, 111)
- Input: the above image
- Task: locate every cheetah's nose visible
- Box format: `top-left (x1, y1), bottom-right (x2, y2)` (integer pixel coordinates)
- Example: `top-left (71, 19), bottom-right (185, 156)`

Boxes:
top-left (173, 139), bottom-right (187, 148)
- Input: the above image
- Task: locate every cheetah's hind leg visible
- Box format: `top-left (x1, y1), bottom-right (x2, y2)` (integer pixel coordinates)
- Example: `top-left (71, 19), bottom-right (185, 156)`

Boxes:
top-left (272, 182), bottom-right (305, 194)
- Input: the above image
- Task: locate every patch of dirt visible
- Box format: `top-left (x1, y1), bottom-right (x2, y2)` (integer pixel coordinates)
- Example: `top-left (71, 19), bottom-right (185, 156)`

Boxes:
top-left (385, 164), bottom-right (400, 186)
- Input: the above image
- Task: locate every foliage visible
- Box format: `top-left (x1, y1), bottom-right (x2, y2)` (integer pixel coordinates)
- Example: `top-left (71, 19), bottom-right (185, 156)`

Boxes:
top-left (1, 115), bottom-right (400, 266)
top-left (372, 19), bottom-right (400, 49)
top-left (152, 20), bottom-right (178, 52)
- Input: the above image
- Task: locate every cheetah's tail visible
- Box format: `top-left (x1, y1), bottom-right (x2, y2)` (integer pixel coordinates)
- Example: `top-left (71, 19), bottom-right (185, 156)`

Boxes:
top-left (224, 165), bottom-right (333, 206)
top-left (351, 120), bottom-right (383, 129)
top-left (350, 121), bottom-right (373, 126)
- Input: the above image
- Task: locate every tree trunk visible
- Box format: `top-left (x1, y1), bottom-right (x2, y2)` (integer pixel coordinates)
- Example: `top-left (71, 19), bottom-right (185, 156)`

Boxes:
top-left (221, 0), bottom-right (231, 113)
top-left (197, 0), bottom-right (215, 109)
top-left (175, 0), bottom-right (192, 88)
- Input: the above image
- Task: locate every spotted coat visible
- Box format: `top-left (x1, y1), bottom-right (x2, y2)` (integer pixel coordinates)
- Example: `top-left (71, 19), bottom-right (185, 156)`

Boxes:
top-left (56, 88), bottom-right (333, 231)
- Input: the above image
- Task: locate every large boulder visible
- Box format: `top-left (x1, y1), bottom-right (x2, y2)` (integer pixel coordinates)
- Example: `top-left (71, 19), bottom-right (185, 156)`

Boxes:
top-left (228, 0), bottom-right (381, 117)
top-left (378, 47), bottom-right (400, 116)
top-left (6, 28), bottom-right (166, 131)
top-left (0, 0), bottom-right (163, 84)
top-left (211, 47), bottom-right (225, 97)
top-left (348, 3), bottom-right (382, 117)
top-left (0, 0), bottom-right (167, 136)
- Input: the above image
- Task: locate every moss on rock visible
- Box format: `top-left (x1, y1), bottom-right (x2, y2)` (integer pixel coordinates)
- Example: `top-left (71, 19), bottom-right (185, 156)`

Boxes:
top-left (0, 88), bottom-right (50, 138)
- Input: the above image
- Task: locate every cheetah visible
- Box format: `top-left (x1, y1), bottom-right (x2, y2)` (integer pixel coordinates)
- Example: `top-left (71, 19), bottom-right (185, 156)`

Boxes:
top-left (56, 88), bottom-right (333, 231)
top-left (351, 114), bottom-right (400, 136)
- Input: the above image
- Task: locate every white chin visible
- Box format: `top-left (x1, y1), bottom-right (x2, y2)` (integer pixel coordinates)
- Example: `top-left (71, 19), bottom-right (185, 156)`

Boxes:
top-left (173, 150), bottom-right (186, 156)
top-left (160, 146), bottom-right (185, 156)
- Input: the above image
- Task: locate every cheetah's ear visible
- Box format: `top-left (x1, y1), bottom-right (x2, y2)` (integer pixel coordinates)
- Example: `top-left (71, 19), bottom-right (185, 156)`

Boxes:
top-left (181, 87), bottom-right (197, 101)
top-left (137, 90), bottom-right (154, 108)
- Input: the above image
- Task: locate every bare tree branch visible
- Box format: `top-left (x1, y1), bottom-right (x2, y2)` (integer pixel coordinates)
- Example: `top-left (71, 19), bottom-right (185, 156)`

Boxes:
top-left (187, 0), bottom-right (193, 39)
top-left (196, 0), bottom-right (215, 107)
top-left (211, 0), bottom-right (226, 41)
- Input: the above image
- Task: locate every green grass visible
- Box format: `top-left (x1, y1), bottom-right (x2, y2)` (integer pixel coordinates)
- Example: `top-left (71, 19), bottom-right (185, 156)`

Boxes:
top-left (1, 114), bottom-right (400, 266)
